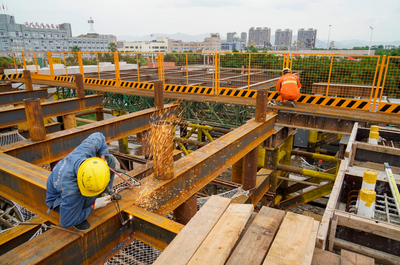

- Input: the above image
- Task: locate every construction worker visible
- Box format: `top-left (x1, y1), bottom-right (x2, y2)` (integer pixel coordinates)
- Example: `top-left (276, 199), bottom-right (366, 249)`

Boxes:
top-left (46, 132), bottom-right (119, 231)
top-left (276, 68), bottom-right (301, 107)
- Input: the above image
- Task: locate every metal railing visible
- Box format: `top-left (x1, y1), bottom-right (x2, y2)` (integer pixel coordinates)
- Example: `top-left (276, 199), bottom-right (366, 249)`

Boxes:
top-left (2, 51), bottom-right (400, 112)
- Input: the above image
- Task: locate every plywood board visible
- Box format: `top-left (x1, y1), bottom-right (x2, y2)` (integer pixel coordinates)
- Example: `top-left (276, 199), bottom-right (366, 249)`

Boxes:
top-left (187, 203), bottom-right (253, 265)
top-left (341, 249), bottom-right (374, 265)
top-left (263, 212), bottom-right (315, 265)
top-left (226, 207), bottom-right (286, 265)
top-left (311, 248), bottom-right (340, 265)
top-left (153, 196), bottom-right (231, 265)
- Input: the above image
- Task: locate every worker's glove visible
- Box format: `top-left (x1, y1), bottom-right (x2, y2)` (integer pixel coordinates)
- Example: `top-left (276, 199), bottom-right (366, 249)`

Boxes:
top-left (92, 195), bottom-right (112, 210)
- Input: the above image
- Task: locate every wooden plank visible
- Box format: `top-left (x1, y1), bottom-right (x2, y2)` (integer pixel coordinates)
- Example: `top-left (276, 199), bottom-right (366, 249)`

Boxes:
top-left (356, 141), bottom-right (400, 156)
top-left (187, 203), bottom-right (253, 265)
top-left (341, 249), bottom-right (374, 265)
top-left (335, 210), bottom-right (400, 242)
top-left (226, 207), bottom-right (286, 265)
top-left (353, 160), bottom-right (400, 174)
top-left (334, 238), bottom-right (400, 265)
top-left (153, 196), bottom-right (232, 265)
top-left (316, 122), bottom-right (358, 249)
top-left (311, 248), bottom-right (340, 265)
top-left (328, 216), bottom-right (338, 251)
top-left (263, 212), bottom-right (315, 265)
top-left (303, 220), bottom-right (320, 265)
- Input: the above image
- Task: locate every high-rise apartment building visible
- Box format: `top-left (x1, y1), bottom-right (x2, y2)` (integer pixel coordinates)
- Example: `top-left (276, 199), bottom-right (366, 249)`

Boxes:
top-left (0, 14), bottom-right (114, 52)
top-left (248, 27), bottom-right (271, 48)
top-left (274, 29), bottom-right (292, 49)
top-left (226, 32), bottom-right (237, 42)
top-left (240, 32), bottom-right (247, 46)
top-left (297, 28), bottom-right (317, 49)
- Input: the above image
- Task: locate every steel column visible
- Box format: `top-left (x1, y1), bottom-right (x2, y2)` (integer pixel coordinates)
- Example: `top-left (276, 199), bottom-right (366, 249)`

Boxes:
top-left (23, 70), bottom-right (33, 91)
top-left (23, 98), bottom-right (46, 141)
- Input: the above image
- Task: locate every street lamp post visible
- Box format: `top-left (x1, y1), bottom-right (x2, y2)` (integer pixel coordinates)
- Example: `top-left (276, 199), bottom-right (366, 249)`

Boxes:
top-left (368, 26), bottom-right (374, 55)
top-left (327, 25), bottom-right (332, 50)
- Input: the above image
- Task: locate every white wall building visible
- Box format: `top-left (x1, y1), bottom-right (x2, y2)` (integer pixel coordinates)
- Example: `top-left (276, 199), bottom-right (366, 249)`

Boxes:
top-left (117, 37), bottom-right (168, 53)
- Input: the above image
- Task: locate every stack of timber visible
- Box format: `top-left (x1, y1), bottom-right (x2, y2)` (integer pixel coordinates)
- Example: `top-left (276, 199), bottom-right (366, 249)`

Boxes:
top-left (154, 196), bottom-right (374, 264)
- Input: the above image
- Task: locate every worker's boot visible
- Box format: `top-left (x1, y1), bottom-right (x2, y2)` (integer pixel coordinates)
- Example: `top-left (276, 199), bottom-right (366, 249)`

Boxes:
top-left (290, 101), bottom-right (296, 108)
top-left (74, 219), bottom-right (90, 231)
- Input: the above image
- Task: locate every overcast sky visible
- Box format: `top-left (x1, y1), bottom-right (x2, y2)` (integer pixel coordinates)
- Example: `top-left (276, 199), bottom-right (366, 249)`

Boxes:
top-left (6, 0), bottom-right (400, 42)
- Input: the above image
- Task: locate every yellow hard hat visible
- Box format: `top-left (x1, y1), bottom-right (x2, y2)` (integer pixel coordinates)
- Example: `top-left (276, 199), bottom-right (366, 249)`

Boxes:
top-left (282, 68), bottom-right (291, 75)
top-left (77, 157), bottom-right (110, 197)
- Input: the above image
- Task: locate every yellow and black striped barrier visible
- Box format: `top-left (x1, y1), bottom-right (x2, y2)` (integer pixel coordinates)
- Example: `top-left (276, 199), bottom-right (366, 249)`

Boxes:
top-left (120, 80), bottom-right (154, 90)
top-left (0, 73), bottom-right (24, 80)
top-left (218, 88), bottom-right (258, 98)
top-left (54, 76), bottom-right (75, 82)
top-left (165, 84), bottom-right (215, 95)
top-left (84, 78), bottom-right (117, 87)
top-left (378, 103), bottom-right (400, 114)
top-left (268, 91), bottom-right (371, 111)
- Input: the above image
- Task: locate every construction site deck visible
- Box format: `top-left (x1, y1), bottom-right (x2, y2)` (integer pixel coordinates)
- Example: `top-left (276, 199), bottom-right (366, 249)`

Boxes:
top-left (0, 50), bottom-right (399, 264)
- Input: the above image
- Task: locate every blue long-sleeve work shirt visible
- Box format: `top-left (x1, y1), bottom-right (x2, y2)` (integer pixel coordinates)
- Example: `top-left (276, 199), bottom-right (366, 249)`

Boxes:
top-left (46, 132), bottom-right (110, 228)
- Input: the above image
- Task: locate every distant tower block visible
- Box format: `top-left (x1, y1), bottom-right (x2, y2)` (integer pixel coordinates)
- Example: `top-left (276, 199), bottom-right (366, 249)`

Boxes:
top-left (88, 17), bottom-right (96, 33)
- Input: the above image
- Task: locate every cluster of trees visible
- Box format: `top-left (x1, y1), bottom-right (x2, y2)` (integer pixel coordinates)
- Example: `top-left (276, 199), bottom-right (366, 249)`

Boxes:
top-left (313, 45), bottom-right (400, 56)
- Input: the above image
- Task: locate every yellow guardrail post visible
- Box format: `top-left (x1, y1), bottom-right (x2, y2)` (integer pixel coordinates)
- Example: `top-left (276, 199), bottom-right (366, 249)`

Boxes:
top-left (247, 53), bottom-right (251, 89)
top-left (378, 56), bottom-right (392, 104)
top-left (21, 52), bottom-right (27, 70)
top-left (186, 53), bottom-right (189, 86)
top-left (77, 52), bottom-right (84, 78)
top-left (326, 55), bottom-right (334, 96)
top-left (113, 52), bottom-right (120, 86)
top-left (47, 51), bottom-right (54, 76)
top-left (96, 52), bottom-right (100, 79)
top-left (369, 55), bottom-right (381, 102)
top-left (136, 53), bottom-right (140, 83)
top-left (62, 52), bottom-right (68, 76)
top-left (372, 55), bottom-right (387, 111)
top-left (12, 52), bottom-right (18, 74)
top-left (33, 52), bottom-right (39, 74)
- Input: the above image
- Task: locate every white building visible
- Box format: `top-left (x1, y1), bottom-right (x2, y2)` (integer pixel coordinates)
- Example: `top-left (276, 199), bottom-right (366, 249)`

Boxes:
top-left (248, 27), bottom-right (271, 48)
top-left (167, 33), bottom-right (221, 52)
top-left (117, 37), bottom-right (168, 53)
top-left (297, 28), bottom-right (317, 49)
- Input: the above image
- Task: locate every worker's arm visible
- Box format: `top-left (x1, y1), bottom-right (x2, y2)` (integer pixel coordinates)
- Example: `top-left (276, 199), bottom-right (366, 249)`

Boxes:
top-left (276, 78), bottom-right (282, 92)
top-left (59, 192), bottom-right (92, 228)
top-left (296, 76), bottom-right (302, 90)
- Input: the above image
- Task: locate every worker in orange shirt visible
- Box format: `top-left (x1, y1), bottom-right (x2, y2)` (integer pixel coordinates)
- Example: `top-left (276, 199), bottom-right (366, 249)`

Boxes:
top-left (276, 68), bottom-right (301, 107)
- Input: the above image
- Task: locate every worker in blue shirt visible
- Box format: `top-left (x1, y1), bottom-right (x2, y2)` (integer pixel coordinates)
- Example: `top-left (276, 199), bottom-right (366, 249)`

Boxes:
top-left (46, 132), bottom-right (120, 231)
